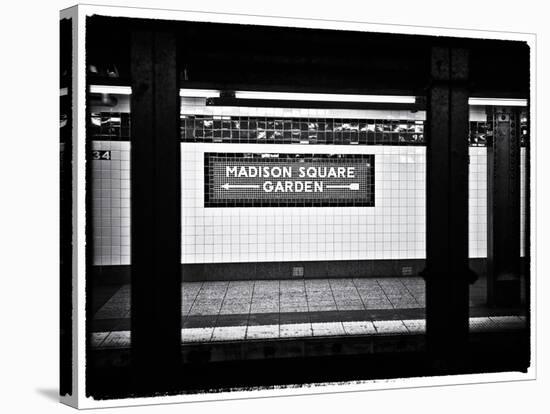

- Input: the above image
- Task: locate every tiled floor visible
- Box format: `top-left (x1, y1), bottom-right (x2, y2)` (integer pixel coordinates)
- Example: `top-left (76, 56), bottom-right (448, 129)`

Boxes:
top-left (91, 277), bottom-right (526, 349)
top-left (94, 278), bottom-right (427, 320)
top-left (183, 278), bottom-right (426, 316)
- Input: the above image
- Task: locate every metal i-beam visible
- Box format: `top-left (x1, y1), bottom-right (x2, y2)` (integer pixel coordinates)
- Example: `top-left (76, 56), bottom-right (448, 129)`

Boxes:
top-left (130, 29), bottom-right (181, 386)
top-left (487, 107), bottom-right (522, 306)
top-left (425, 46), bottom-right (470, 369)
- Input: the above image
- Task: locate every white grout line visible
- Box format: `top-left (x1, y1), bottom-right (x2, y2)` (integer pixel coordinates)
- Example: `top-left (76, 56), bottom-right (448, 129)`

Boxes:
top-left (350, 278), bottom-right (368, 311)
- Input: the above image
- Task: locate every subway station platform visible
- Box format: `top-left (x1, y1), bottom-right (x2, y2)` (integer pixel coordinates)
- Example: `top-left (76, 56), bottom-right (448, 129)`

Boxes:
top-left (91, 277), bottom-right (526, 349)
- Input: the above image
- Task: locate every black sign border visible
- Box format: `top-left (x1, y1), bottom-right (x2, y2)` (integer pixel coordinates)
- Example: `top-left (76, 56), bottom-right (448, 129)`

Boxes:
top-left (204, 152), bottom-right (375, 208)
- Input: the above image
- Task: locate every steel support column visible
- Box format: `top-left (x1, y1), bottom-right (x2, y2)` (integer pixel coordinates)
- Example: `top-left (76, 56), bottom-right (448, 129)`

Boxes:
top-left (487, 107), bottom-right (522, 306)
top-left (425, 47), bottom-right (470, 369)
top-left (130, 29), bottom-right (181, 385)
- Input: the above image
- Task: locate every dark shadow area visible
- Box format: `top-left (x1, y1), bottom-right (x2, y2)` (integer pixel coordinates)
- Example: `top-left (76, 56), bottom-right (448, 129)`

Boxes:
top-left (87, 328), bottom-right (529, 400)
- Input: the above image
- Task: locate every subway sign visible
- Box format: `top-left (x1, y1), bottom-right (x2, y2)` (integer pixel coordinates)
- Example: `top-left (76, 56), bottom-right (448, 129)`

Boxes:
top-left (204, 152), bottom-right (375, 207)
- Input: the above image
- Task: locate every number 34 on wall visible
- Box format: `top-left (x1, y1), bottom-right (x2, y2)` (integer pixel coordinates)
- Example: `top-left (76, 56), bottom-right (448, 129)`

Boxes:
top-left (91, 150), bottom-right (111, 160)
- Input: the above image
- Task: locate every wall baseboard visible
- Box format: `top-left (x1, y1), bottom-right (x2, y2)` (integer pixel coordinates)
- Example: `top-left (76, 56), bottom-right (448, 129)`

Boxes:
top-left (91, 258), bottom-right (489, 284)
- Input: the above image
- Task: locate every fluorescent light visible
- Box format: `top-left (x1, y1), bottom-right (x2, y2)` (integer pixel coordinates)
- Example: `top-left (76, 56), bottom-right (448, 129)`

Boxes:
top-left (180, 89), bottom-right (221, 98)
top-left (468, 97), bottom-right (527, 107)
top-left (234, 90), bottom-right (416, 104)
top-left (90, 85), bottom-right (132, 95)
top-left (89, 86), bottom-right (221, 98)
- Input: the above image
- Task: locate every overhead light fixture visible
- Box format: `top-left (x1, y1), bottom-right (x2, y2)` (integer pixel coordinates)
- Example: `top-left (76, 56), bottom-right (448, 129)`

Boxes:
top-left (468, 97), bottom-right (528, 107)
top-left (89, 85), bottom-right (132, 95)
top-left (233, 90), bottom-right (416, 104)
top-left (89, 87), bottom-right (221, 98)
top-left (180, 89), bottom-right (221, 98)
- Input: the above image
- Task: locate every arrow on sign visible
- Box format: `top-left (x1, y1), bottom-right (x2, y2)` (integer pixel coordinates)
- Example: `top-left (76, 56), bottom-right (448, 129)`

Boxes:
top-left (325, 183), bottom-right (360, 191)
top-left (221, 183), bottom-right (260, 190)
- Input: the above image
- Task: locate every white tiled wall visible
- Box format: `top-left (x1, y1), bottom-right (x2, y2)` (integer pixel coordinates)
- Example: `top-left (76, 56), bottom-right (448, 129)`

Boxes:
top-left (90, 99), bottom-right (527, 267)
top-left (467, 147), bottom-right (526, 258)
top-left (91, 142), bottom-right (526, 266)
top-left (469, 147), bottom-right (488, 258)
top-left (91, 141), bottom-right (131, 265)
top-left (181, 143), bottom-right (426, 264)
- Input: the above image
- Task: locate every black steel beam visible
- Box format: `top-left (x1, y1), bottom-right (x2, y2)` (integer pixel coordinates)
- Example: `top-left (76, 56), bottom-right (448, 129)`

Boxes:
top-left (425, 46), bottom-right (470, 369)
top-left (524, 107), bottom-right (531, 347)
top-left (487, 108), bottom-right (522, 306)
top-left (130, 29), bottom-right (181, 386)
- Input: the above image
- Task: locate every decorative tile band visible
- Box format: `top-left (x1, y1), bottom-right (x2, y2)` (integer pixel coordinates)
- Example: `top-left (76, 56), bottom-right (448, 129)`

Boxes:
top-left (183, 115), bottom-right (425, 146)
top-left (90, 112), bottom-right (527, 148)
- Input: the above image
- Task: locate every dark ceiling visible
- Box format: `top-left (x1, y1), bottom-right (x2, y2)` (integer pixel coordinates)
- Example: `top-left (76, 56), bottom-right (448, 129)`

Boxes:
top-left (86, 15), bottom-right (530, 98)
